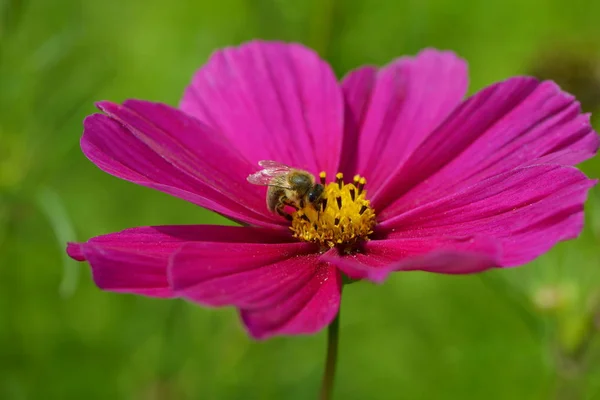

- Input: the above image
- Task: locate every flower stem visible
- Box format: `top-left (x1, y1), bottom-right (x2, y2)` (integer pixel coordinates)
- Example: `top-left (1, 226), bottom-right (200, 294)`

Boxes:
top-left (319, 306), bottom-right (341, 400)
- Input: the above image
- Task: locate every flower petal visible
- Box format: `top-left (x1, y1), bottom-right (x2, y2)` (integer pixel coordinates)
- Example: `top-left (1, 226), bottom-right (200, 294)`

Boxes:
top-left (170, 243), bottom-right (341, 339)
top-left (180, 40), bottom-right (344, 178)
top-left (340, 49), bottom-right (468, 185)
top-left (67, 225), bottom-right (294, 297)
top-left (323, 236), bottom-right (501, 283)
top-left (339, 65), bottom-right (376, 177)
top-left (375, 77), bottom-right (599, 215)
top-left (82, 101), bottom-right (282, 228)
top-left (380, 165), bottom-right (596, 266)
top-left (240, 263), bottom-right (341, 340)
top-left (169, 242), bottom-right (315, 308)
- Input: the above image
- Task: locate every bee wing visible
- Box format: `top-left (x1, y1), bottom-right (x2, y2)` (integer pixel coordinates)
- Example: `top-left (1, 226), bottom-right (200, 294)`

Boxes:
top-left (257, 160), bottom-right (291, 169)
top-left (247, 160), bottom-right (294, 188)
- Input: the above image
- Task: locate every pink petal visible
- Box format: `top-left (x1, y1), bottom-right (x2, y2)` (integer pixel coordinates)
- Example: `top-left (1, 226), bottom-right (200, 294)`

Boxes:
top-left (340, 49), bottom-right (468, 185)
top-left (240, 263), bottom-right (341, 340)
top-left (67, 225), bottom-right (294, 297)
top-left (169, 242), bottom-right (316, 308)
top-left (82, 101), bottom-right (282, 228)
top-left (339, 66), bottom-right (376, 177)
top-left (180, 40), bottom-right (344, 178)
top-left (380, 165), bottom-right (596, 266)
top-left (170, 243), bottom-right (341, 339)
top-left (323, 236), bottom-right (501, 283)
top-left (375, 77), bottom-right (599, 215)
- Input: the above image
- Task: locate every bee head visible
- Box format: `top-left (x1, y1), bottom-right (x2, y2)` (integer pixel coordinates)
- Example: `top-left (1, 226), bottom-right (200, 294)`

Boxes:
top-left (307, 184), bottom-right (325, 204)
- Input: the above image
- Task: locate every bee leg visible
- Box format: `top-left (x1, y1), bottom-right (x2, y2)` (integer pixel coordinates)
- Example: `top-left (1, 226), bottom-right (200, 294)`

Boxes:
top-left (276, 207), bottom-right (293, 222)
top-left (315, 199), bottom-right (325, 211)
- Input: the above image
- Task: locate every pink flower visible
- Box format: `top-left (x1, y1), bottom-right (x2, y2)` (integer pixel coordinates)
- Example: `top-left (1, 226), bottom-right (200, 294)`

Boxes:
top-left (67, 41), bottom-right (599, 340)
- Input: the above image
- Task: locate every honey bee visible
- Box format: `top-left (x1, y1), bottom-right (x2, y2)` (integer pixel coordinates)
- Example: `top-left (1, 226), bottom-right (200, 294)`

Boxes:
top-left (247, 160), bottom-right (325, 220)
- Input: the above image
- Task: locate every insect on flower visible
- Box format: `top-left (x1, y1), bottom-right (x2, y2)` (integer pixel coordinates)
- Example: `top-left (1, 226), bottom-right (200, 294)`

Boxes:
top-left (67, 41), bottom-right (598, 340)
top-left (247, 160), bottom-right (326, 220)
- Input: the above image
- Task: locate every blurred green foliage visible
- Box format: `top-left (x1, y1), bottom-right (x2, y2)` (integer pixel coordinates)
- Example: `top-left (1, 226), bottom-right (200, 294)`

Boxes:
top-left (1, 0), bottom-right (600, 399)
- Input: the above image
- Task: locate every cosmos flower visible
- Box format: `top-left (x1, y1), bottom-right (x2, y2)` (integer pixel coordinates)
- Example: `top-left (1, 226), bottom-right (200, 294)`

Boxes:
top-left (67, 41), bottom-right (598, 340)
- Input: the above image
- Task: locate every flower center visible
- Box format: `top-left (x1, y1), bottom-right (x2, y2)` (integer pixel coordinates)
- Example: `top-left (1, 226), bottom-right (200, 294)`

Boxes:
top-left (290, 172), bottom-right (376, 249)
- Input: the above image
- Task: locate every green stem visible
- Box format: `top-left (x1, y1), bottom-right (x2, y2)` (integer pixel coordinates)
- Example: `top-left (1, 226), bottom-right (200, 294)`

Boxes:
top-left (319, 306), bottom-right (341, 400)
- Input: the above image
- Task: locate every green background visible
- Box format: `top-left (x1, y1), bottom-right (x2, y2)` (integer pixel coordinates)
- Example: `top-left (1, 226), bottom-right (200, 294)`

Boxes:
top-left (1, 0), bottom-right (600, 398)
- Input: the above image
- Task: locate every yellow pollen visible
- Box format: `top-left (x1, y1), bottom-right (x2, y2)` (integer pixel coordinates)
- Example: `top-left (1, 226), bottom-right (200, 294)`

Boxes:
top-left (290, 172), bottom-right (376, 249)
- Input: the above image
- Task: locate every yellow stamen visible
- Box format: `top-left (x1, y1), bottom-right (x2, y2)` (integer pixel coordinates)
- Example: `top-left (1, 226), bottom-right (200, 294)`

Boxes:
top-left (290, 172), bottom-right (376, 249)
top-left (319, 171), bottom-right (327, 184)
